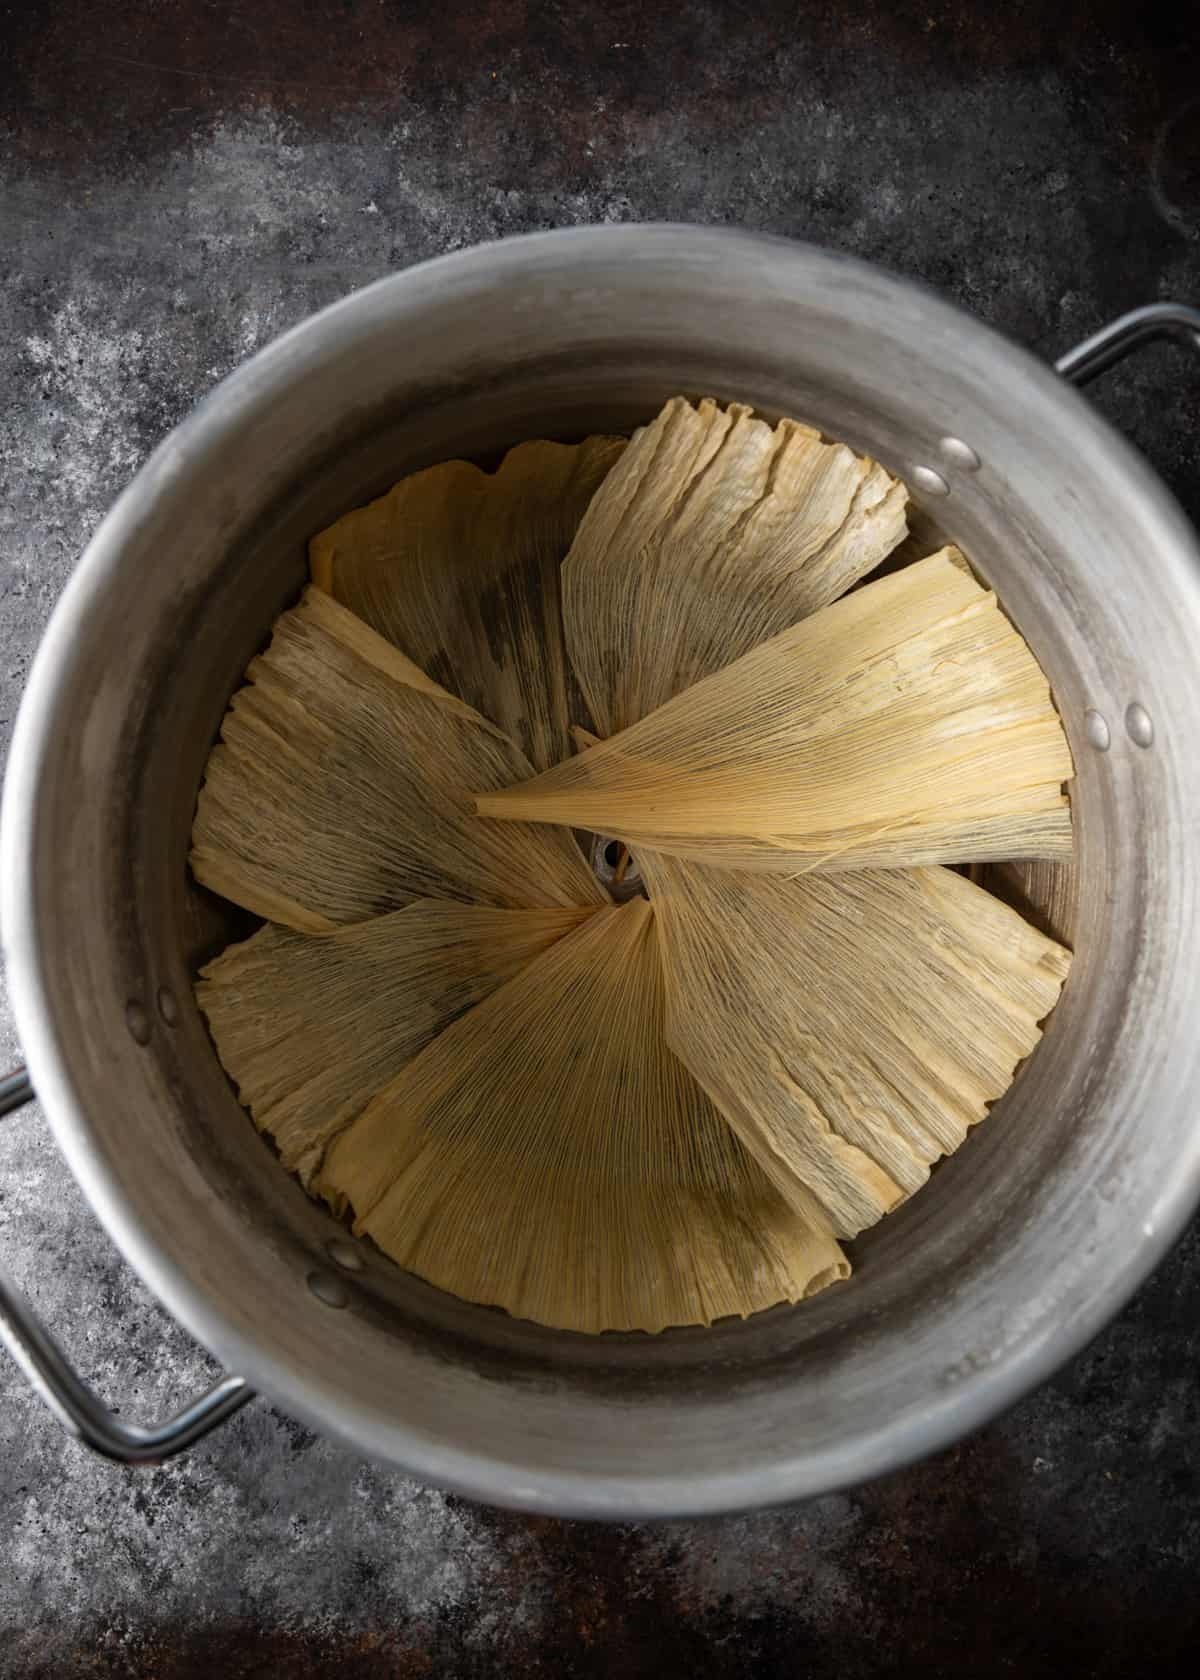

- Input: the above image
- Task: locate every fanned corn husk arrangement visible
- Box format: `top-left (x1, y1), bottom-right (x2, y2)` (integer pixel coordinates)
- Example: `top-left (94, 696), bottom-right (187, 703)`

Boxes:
top-left (480, 549), bottom-right (1074, 871)
top-left (316, 898), bottom-right (849, 1331)
top-left (192, 396), bottom-right (1075, 1334)
top-left (310, 436), bottom-right (625, 771)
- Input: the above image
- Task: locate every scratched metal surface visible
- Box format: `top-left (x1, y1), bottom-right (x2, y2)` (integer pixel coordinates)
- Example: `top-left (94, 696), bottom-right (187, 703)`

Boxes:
top-left (2, 3), bottom-right (1199, 1675)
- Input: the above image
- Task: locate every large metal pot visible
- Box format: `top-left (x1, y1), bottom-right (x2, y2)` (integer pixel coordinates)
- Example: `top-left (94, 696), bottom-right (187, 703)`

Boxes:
top-left (3, 228), bottom-right (1200, 1518)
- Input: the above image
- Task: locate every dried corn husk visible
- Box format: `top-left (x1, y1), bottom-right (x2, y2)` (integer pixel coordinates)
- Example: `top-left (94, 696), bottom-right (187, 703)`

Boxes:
top-left (479, 548), bottom-right (1074, 872)
top-left (644, 852), bottom-right (1071, 1237)
top-left (310, 436), bottom-right (625, 771)
top-left (976, 858), bottom-right (1078, 948)
top-left (191, 585), bottom-right (606, 930)
top-left (317, 898), bottom-right (848, 1332)
top-left (564, 397), bottom-right (909, 734)
top-left (196, 901), bottom-right (595, 1186)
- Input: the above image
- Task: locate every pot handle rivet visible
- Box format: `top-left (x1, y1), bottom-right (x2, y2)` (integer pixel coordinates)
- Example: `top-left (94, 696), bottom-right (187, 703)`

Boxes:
top-left (910, 464), bottom-right (950, 497)
top-left (125, 1001), bottom-right (151, 1045)
top-left (1125, 702), bottom-right (1155, 748)
top-left (938, 436), bottom-right (981, 471)
top-left (327, 1239), bottom-right (365, 1274)
top-left (307, 1269), bottom-right (350, 1309)
top-left (1083, 709), bottom-right (1111, 752)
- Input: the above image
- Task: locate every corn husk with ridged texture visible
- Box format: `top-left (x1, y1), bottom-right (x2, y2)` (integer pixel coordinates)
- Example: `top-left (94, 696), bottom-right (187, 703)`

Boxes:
top-left (644, 852), bottom-right (1071, 1237)
top-left (196, 901), bottom-right (595, 1188)
top-left (564, 397), bottom-right (909, 735)
top-left (479, 548), bottom-right (1074, 872)
top-left (977, 858), bottom-right (1078, 948)
top-left (318, 898), bottom-right (848, 1332)
top-left (310, 436), bottom-right (625, 771)
top-left (191, 584), bottom-right (605, 931)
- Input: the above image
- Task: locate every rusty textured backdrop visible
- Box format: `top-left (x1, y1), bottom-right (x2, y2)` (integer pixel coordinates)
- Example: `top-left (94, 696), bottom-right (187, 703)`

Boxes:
top-left (2, 2), bottom-right (1199, 1675)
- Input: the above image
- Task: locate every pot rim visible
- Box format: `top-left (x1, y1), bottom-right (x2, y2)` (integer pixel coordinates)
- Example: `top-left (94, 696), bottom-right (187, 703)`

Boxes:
top-left (5, 224), bottom-right (1200, 1516)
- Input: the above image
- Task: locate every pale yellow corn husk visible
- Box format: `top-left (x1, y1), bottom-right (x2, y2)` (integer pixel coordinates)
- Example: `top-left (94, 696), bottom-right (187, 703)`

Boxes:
top-left (643, 851), bottom-right (1071, 1238)
top-left (310, 436), bottom-right (625, 771)
top-left (478, 548), bottom-right (1075, 873)
top-left (317, 899), bottom-right (848, 1332)
top-left (564, 397), bottom-right (909, 735)
top-left (196, 901), bottom-right (595, 1187)
top-left (191, 584), bottom-right (605, 930)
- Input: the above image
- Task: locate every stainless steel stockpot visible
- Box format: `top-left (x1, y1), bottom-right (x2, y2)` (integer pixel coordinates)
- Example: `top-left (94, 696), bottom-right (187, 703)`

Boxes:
top-left (3, 227), bottom-right (1199, 1517)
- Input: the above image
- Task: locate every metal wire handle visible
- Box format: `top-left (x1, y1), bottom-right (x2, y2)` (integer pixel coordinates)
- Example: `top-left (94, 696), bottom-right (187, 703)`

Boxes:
top-left (0, 1065), bottom-right (253, 1463)
top-left (1055, 302), bottom-right (1200, 385)
top-left (0, 1067), bottom-right (35, 1117)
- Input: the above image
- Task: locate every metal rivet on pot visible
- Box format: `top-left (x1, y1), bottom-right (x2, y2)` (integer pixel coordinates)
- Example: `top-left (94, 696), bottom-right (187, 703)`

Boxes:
top-left (939, 436), bottom-right (981, 471)
top-left (1125, 702), bottom-right (1154, 748)
top-left (125, 1001), bottom-right (151, 1045)
top-left (1083, 708), bottom-right (1111, 752)
top-left (911, 465), bottom-right (950, 497)
top-left (157, 986), bottom-right (179, 1026)
top-left (327, 1239), bottom-right (365, 1274)
top-left (307, 1270), bottom-right (349, 1309)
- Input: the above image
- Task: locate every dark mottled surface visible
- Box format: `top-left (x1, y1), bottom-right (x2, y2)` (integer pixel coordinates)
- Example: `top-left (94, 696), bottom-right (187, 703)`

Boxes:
top-left (2, 2), bottom-right (1199, 1674)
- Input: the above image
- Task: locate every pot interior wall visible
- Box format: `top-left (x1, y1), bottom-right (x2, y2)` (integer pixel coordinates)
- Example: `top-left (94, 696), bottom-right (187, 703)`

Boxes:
top-left (15, 236), bottom-right (1200, 1510)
